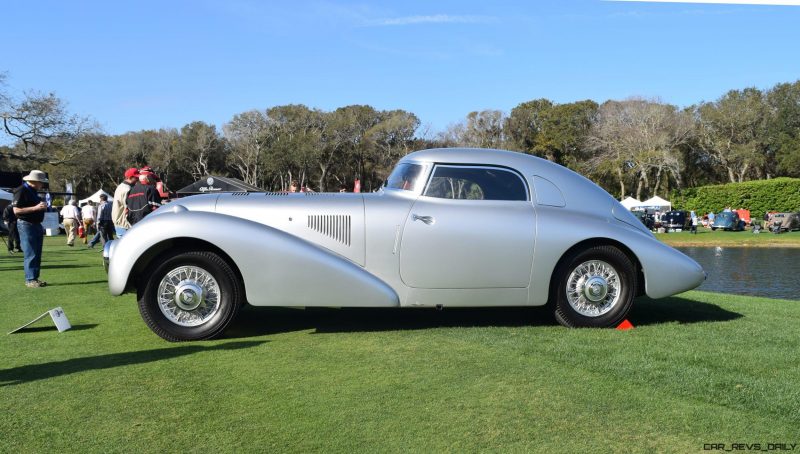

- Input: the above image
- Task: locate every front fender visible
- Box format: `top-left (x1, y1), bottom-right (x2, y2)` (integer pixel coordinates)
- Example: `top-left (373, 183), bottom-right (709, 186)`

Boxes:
top-left (107, 210), bottom-right (399, 308)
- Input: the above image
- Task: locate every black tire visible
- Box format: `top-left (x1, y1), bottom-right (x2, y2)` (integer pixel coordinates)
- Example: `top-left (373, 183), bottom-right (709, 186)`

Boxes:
top-left (139, 251), bottom-right (243, 341)
top-left (552, 245), bottom-right (637, 328)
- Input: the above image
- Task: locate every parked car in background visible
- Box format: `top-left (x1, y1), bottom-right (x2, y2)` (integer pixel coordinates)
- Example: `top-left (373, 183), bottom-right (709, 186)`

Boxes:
top-left (631, 210), bottom-right (655, 230)
top-left (661, 210), bottom-right (691, 231)
top-left (104, 148), bottom-right (706, 341)
top-left (711, 211), bottom-right (744, 231)
top-left (735, 208), bottom-right (751, 226)
top-left (767, 212), bottom-right (800, 233)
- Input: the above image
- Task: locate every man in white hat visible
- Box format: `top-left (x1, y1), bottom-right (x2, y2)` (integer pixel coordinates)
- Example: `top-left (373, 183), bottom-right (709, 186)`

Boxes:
top-left (12, 170), bottom-right (49, 288)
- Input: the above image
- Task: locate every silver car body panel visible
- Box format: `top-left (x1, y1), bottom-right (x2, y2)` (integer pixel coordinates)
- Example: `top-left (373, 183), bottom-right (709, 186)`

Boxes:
top-left (107, 148), bottom-right (705, 308)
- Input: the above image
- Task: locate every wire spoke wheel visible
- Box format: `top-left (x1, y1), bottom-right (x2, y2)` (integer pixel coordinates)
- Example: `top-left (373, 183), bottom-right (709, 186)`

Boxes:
top-left (157, 265), bottom-right (221, 327)
top-left (139, 251), bottom-right (243, 341)
top-left (553, 245), bottom-right (636, 328)
top-left (565, 260), bottom-right (620, 317)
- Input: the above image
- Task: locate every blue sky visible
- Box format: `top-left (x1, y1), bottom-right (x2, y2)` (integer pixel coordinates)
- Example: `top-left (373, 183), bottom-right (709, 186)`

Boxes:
top-left (3, 0), bottom-right (799, 137)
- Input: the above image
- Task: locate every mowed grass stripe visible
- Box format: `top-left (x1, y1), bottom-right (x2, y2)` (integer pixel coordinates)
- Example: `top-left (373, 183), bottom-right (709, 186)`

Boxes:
top-left (0, 237), bottom-right (797, 452)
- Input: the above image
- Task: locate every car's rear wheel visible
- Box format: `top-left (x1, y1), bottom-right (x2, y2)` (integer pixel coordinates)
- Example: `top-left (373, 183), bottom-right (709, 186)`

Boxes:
top-left (139, 251), bottom-right (243, 341)
top-left (553, 245), bottom-right (636, 328)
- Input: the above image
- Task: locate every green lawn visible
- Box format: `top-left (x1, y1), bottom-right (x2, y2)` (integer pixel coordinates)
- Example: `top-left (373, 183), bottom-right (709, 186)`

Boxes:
top-left (656, 228), bottom-right (800, 247)
top-left (1, 237), bottom-right (798, 452)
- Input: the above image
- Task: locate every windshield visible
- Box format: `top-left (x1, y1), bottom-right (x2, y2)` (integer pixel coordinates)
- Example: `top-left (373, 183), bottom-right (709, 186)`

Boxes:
top-left (385, 163), bottom-right (424, 192)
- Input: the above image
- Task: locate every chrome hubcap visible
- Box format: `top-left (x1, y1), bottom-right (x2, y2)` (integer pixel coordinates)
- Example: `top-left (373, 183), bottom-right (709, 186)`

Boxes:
top-left (157, 266), bottom-right (221, 327)
top-left (583, 276), bottom-right (608, 302)
top-left (566, 260), bottom-right (621, 317)
top-left (174, 281), bottom-right (205, 311)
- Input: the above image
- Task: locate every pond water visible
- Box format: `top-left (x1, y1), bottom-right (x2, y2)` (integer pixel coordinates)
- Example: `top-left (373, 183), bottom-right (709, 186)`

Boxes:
top-left (676, 247), bottom-right (799, 301)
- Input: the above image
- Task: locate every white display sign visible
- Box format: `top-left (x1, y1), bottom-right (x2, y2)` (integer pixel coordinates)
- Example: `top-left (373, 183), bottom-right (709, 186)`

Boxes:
top-left (7, 306), bottom-right (72, 334)
top-left (42, 212), bottom-right (61, 235)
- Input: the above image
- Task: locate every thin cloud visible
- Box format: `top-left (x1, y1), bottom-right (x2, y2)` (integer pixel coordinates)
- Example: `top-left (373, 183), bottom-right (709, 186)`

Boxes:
top-left (607, 0), bottom-right (800, 5)
top-left (368, 14), bottom-right (498, 26)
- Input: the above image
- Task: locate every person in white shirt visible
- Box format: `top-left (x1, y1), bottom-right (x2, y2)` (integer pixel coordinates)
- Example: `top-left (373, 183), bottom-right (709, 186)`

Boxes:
top-left (80, 201), bottom-right (96, 244)
top-left (112, 168), bottom-right (139, 238)
top-left (59, 200), bottom-right (81, 246)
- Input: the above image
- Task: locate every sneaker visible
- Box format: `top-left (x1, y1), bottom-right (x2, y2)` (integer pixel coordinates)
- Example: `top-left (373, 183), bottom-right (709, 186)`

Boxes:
top-left (26, 280), bottom-right (44, 288)
top-left (7, 250), bottom-right (13, 255)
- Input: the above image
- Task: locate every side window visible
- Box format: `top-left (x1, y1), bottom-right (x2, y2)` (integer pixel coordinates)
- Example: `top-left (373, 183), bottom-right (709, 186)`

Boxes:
top-left (385, 163), bottom-right (424, 191)
top-left (423, 166), bottom-right (528, 201)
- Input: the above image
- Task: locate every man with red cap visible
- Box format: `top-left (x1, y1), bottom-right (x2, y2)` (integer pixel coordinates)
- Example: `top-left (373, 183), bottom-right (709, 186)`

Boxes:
top-left (112, 168), bottom-right (139, 238)
top-left (139, 166), bottom-right (169, 199)
top-left (126, 170), bottom-right (161, 226)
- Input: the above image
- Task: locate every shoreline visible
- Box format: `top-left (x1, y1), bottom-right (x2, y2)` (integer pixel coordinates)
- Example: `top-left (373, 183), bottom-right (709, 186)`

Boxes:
top-left (663, 241), bottom-right (800, 248)
top-left (655, 230), bottom-right (800, 248)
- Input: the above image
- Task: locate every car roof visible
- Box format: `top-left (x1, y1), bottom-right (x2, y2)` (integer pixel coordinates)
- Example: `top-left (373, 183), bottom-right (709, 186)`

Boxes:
top-left (401, 148), bottom-right (553, 173)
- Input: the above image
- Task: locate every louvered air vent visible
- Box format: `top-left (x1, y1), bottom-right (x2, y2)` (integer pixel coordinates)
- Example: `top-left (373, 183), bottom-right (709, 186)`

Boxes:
top-left (232, 192), bottom-right (249, 196)
top-left (307, 215), bottom-right (351, 246)
top-left (264, 192), bottom-right (290, 196)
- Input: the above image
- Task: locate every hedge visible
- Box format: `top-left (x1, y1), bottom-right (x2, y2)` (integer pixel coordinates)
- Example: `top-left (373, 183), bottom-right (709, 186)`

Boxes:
top-left (670, 177), bottom-right (800, 220)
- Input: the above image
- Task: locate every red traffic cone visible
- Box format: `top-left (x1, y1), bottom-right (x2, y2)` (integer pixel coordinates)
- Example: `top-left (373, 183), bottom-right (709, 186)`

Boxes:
top-left (616, 319), bottom-right (634, 330)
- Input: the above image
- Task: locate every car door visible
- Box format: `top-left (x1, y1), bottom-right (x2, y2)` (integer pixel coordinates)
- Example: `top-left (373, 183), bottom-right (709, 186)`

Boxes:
top-left (399, 165), bottom-right (535, 289)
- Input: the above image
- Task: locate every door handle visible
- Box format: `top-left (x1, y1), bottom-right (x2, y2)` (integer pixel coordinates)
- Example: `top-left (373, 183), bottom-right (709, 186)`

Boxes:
top-left (412, 214), bottom-right (435, 225)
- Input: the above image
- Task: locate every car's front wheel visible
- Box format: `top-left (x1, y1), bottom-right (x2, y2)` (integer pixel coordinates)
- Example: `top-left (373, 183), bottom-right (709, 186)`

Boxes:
top-left (553, 245), bottom-right (636, 328)
top-left (139, 251), bottom-right (243, 341)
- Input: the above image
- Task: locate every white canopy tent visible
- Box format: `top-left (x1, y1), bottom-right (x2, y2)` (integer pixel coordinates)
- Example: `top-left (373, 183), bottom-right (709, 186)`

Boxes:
top-left (641, 195), bottom-right (672, 212)
top-left (78, 189), bottom-right (112, 207)
top-left (620, 196), bottom-right (642, 210)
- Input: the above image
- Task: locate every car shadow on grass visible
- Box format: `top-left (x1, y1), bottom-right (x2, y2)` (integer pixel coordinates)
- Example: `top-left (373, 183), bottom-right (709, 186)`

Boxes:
top-left (46, 280), bottom-right (108, 287)
top-left (0, 264), bottom-right (94, 272)
top-left (224, 306), bottom-right (557, 339)
top-left (0, 341), bottom-right (266, 387)
top-left (628, 295), bottom-right (742, 326)
top-left (225, 295), bottom-right (742, 338)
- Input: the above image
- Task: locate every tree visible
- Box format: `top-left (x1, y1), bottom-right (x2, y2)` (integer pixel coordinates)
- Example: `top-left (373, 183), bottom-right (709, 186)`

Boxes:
top-left (464, 110), bottom-right (505, 148)
top-left (321, 105), bottom-right (382, 191)
top-left (264, 105), bottom-right (325, 191)
top-left (363, 109), bottom-right (419, 188)
top-left (504, 99), bottom-right (598, 169)
top-left (696, 88), bottom-right (769, 183)
top-left (178, 121), bottom-right (227, 182)
top-left (765, 81), bottom-right (800, 177)
top-left (224, 110), bottom-right (271, 187)
top-left (586, 98), bottom-right (693, 199)
top-left (439, 110), bottom-right (505, 148)
top-left (1, 77), bottom-right (97, 164)
top-left (505, 98), bottom-right (554, 153)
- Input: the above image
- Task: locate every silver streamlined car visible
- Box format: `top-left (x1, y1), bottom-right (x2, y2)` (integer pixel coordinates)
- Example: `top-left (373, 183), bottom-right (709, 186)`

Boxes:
top-left (105, 148), bottom-right (706, 341)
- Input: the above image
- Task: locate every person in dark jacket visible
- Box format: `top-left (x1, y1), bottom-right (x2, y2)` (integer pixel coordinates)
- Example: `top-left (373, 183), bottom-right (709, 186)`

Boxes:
top-left (3, 203), bottom-right (22, 253)
top-left (88, 194), bottom-right (115, 248)
top-left (126, 172), bottom-right (161, 226)
top-left (12, 170), bottom-right (49, 287)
